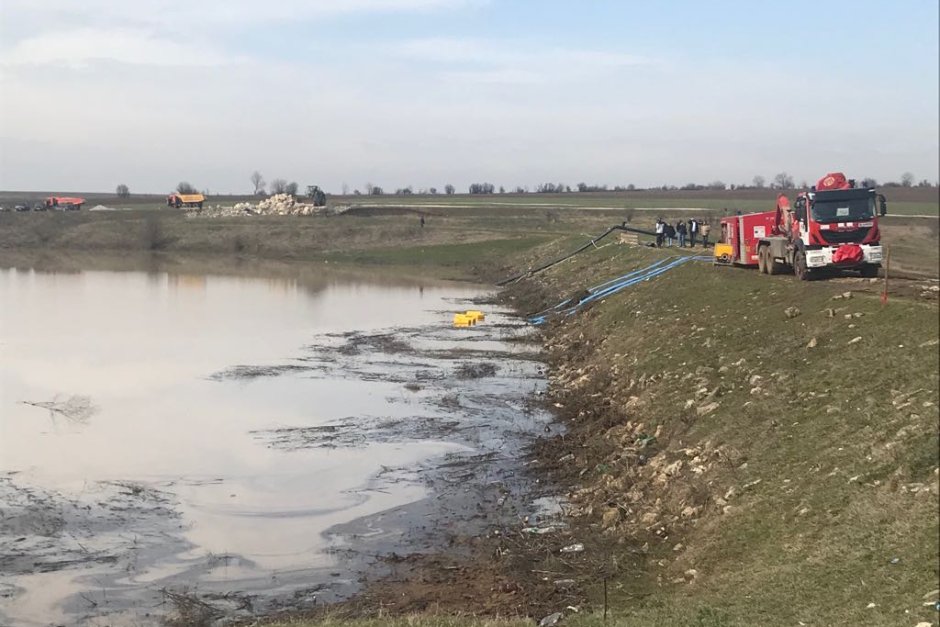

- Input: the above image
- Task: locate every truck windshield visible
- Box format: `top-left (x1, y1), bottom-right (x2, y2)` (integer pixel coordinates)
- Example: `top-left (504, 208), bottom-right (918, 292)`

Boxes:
top-left (811, 197), bottom-right (874, 223)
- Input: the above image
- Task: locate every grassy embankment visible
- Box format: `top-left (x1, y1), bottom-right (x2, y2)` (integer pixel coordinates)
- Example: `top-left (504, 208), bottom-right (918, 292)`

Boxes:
top-left (507, 242), bottom-right (939, 627)
top-left (1, 199), bottom-right (936, 278)
top-left (0, 207), bottom-right (579, 280)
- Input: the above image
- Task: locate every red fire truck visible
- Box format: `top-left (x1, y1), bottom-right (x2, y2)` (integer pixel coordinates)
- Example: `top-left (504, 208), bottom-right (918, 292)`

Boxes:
top-left (43, 196), bottom-right (85, 211)
top-left (714, 173), bottom-right (886, 279)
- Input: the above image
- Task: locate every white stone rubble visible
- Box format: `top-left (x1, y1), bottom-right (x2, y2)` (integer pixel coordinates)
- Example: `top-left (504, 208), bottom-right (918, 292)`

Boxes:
top-left (185, 194), bottom-right (348, 218)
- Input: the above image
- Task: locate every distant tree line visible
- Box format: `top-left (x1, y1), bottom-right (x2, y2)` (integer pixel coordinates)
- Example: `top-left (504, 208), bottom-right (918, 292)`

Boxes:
top-left (469, 182), bottom-right (496, 194)
top-left (145, 170), bottom-right (934, 200)
top-left (328, 171), bottom-right (936, 196)
top-left (346, 171), bottom-right (933, 196)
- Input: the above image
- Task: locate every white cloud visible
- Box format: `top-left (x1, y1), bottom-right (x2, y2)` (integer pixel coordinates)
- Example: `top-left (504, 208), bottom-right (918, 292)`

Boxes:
top-left (0, 3), bottom-right (935, 192)
top-left (1, 0), bottom-right (485, 32)
top-left (398, 37), bottom-right (649, 66)
top-left (2, 28), bottom-right (233, 68)
top-left (395, 37), bottom-right (654, 84)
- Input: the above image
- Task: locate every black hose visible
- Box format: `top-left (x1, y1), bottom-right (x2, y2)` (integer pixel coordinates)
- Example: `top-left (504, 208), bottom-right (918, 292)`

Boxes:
top-left (496, 224), bottom-right (657, 286)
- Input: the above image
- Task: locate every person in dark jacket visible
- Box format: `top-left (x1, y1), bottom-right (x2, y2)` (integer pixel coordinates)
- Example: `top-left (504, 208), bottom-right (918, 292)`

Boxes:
top-left (688, 218), bottom-right (699, 247)
top-left (664, 222), bottom-right (676, 247)
top-left (676, 220), bottom-right (687, 247)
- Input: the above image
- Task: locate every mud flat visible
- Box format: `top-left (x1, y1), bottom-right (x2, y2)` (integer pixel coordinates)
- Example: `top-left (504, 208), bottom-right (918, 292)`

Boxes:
top-left (0, 254), bottom-right (557, 626)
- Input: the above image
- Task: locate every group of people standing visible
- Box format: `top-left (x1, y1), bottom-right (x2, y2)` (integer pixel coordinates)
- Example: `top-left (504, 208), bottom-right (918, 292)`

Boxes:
top-left (654, 217), bottom-right (711, 248)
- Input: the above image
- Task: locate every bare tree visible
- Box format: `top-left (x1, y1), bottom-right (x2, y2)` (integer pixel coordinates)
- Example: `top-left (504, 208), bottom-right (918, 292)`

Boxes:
top-left (250, 171), bottom-right (265, 195)
top-left (285, 181), bottom-right (299, 195)
top-left (444, 184), bottom-right (455, 195)
top-left (176, 181), bottom-right (197, 194)
top-left (365, 182), bottom-right (375, 195)
top-left (901, 172), bottom-right (914, 187)
top-left (341, 183), bottom-right (349, 195)
top-left (270, 178), bottom-right (288, 194)
top-left (772, 172), bottom-right (794, 189)
top-left (116, 184), bottom-right (130, 198)
top-left (752, 175), bottom-right (765, 188)
top-left (469, 182), bottom-right (495, 194)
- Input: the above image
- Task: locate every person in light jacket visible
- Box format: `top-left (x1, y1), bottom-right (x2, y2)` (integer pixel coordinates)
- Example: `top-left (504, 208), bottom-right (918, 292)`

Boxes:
top-left (701, 221), bottom-right (712, 247)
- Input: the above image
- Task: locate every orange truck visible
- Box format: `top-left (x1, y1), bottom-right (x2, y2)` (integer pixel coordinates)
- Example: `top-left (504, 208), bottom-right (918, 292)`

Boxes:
top-left (166, 193), bottom-right (205, 208)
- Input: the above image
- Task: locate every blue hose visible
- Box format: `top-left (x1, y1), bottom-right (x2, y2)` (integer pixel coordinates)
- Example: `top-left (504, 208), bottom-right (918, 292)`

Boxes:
top-left (526, 257), bottom-right (675, 322)
top-left (528, 255), bottom-right (710, 325)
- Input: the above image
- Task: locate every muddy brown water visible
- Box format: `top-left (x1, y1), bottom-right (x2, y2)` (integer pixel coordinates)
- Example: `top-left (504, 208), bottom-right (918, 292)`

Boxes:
top-left (0, 254), bottom-right (555, 626)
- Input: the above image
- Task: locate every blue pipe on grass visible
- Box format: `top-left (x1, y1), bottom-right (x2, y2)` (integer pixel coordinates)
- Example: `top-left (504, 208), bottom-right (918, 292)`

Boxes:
top-left (528, 255), bottom-right (709, 325)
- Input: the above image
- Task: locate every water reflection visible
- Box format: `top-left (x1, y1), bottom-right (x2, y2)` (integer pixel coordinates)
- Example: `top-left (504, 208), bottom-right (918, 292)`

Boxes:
top-left (0, 252), bottom-right (490, 626)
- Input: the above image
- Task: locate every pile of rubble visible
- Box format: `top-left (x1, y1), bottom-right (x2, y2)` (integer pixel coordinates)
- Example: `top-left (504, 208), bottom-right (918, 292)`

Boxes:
top-left (185, 194), bottom-right (348, 218)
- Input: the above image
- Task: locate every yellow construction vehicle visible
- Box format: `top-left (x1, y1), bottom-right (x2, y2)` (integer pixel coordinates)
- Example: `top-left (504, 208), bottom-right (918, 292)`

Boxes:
top-left (167, 193), bottom-right (205, 208)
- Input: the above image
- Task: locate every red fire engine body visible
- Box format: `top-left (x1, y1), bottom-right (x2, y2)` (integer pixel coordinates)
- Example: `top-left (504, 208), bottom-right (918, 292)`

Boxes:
top-left (43, 196), bottom-right (85, 210)
top-left (715, 173), bottom-right (886, 279)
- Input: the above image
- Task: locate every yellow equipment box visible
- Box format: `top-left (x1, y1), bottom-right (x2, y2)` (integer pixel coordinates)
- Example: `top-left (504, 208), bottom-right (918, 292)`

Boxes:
top-left (453, 313), bottom-right (475, 327)
top-left (713, 242), bottom-right (734, 265)
top-left (464, 310), bottom-right (485, 322)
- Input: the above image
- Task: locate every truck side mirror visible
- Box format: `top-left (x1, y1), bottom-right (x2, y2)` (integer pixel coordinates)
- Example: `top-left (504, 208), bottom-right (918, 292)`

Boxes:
top-left (878, 194), bottom-right (887, 216)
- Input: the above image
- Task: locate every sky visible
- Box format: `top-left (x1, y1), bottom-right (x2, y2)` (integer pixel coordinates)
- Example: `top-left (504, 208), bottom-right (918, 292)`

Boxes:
top-left (0, 0), bottom-right (937, 194)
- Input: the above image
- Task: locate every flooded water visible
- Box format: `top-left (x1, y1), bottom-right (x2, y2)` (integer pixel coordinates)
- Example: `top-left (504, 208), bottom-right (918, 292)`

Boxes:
top-left (0, 254), bottom-right (550, 626)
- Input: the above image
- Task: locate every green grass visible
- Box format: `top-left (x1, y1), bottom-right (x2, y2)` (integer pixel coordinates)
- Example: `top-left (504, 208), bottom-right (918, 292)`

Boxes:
top-left (4, 189), bottom-right (935, 216)
top-left (508, 242), bottom-right (940, 627)
top-left (263, 619), bottom-right (533, 627)
top-left (261, 612), bottom-right (747, 627)
top-left (342, 196), bottom-right (938, 216)
top-left (886, 201), bottom-right (940, 216)
top-left (322, 236), bottom-right (551, 269)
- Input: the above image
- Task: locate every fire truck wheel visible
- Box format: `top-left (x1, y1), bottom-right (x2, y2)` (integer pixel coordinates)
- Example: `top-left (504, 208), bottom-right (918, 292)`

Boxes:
top-left (757, 247), bottom-right (768, 274)
top-left (794, 250), bottom-right (811, 281)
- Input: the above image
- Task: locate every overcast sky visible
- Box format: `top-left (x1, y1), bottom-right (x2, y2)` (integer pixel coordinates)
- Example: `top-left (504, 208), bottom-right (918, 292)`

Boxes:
top-left (1, 0), bottom-right (937, 194)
